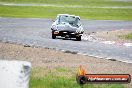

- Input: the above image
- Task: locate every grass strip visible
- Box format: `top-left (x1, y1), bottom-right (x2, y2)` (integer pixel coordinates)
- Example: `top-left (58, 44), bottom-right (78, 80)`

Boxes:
top-left (0, 5), bottom-right (132, 20)
top-left (119, 33), bottom-right (132, 40)
top-left (29, 67), bottom-right (124, 88)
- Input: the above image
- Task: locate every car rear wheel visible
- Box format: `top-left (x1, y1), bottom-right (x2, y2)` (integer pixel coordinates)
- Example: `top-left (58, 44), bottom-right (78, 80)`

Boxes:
top-left (76, 36), bottom-right (81, 41)
top-left (52, 31), bottom-right (56, 39)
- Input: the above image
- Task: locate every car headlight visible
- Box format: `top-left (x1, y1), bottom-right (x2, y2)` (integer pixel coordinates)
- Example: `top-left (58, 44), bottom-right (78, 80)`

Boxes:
top-left (52, 25), bottom-right (57, 30)
top-left (76, 30), bottom-right (79, 33)
top-left (76, 27), bottom-right (83, 33)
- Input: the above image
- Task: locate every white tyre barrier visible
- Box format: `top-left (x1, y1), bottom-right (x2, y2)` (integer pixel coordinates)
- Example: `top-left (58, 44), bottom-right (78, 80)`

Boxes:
top-left (0, 60), bottom-right (31, 88)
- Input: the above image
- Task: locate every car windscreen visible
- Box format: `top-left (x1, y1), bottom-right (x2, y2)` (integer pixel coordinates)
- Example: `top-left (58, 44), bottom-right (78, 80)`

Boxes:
top-left (59, 15), bottom-right (80, 27)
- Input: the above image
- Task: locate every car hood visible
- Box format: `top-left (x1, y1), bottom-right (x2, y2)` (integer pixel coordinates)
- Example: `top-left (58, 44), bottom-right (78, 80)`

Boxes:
top-left (57, 23), bottom-right (81, 32)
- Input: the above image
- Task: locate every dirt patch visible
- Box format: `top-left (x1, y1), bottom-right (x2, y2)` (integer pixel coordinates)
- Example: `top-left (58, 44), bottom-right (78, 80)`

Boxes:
top-left (0, 42), bottom-right (132, 87)
top-left (0, 42), bottom-right (132, 73)
top-left (94, 29), bottom-right (132, 42)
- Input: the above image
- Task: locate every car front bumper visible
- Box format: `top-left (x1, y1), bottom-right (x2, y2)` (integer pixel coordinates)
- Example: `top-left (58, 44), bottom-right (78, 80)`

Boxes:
top-left (53, 30), bottom-right (83, 38)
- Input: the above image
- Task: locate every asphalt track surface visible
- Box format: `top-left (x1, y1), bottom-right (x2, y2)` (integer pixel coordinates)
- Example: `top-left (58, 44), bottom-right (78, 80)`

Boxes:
top-left (0, 18), bottom-right (132, 63)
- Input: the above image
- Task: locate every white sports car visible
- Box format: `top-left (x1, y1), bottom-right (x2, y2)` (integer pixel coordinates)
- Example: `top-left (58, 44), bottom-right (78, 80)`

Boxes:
top-left (51, 14), bottom-right (84, 41)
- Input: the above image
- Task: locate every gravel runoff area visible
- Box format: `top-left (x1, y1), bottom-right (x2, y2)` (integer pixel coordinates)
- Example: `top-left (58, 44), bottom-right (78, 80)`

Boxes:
top-left (0, 42), bottom-right (132, 87)
top-left (94, 29), bottom-right (132, 43)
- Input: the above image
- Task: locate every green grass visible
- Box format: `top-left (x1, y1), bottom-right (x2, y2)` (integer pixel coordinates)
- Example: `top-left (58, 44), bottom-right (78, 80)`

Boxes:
top-left (125, 33), bottom-right (132, 39)
top-left (29, 67), bottom-right (124, 88)
top-left (0, 5), bottom-right (132, 20)
top-left (0, 0), bottom-right (132, 20)
top-left (119, 33), bottom-right (132, 40)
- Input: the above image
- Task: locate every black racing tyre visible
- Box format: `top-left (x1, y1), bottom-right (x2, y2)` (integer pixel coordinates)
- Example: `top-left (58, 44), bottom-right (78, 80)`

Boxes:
top-left (52, 31), bottom-right (56, 39)
top-left (76, 75), bottom-right (87, 85)
top-left (76, 36), bottom-right (81, 41)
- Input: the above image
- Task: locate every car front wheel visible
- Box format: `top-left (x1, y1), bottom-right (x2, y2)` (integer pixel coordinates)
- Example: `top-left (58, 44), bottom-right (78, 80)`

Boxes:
top-left (52, 31), bottom-right (56, 39)
top-left (76, 36), bottom-right (81, 41)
